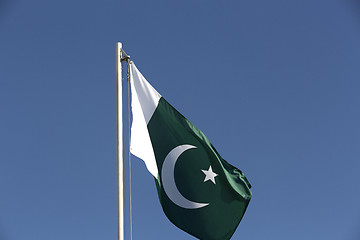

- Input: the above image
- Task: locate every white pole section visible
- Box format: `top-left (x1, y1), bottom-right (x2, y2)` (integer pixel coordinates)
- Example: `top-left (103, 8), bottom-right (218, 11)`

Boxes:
top-left (116, 42), bottom-right (124, 240)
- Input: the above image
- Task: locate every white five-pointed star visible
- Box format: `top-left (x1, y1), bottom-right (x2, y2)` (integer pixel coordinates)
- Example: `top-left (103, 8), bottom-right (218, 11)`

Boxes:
top-left (201, 166), bottom-right (218, 184)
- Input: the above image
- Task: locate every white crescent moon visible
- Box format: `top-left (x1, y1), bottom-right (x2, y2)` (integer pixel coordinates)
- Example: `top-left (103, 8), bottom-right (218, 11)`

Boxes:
top-left (161, 144), bottom-right (209, 209)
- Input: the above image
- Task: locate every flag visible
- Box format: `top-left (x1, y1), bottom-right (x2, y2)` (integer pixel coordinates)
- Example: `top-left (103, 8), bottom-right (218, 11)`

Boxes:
top-left (129, 62), bottom-right (252, 240)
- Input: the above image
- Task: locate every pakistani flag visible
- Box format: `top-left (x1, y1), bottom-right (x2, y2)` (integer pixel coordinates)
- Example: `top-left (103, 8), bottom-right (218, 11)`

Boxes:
top-left (129, 62), bottom-right (252, 240)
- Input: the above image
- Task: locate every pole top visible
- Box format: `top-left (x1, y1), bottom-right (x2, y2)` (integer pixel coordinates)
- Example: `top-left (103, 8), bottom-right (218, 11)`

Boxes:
top-left (117, 42), bottom-right (130, 62)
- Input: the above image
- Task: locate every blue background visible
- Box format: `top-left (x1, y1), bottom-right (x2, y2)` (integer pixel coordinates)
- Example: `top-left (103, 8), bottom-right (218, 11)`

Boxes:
top-left (1, 0), bottom-right (360, 239)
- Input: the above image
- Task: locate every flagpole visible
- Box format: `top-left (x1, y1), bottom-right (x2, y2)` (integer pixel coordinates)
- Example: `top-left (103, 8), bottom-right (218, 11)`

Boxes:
top-left (116, 42), bottom-right (124, 240)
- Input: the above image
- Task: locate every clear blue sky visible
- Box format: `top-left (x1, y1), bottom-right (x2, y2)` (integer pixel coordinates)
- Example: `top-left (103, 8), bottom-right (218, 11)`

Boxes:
top-left (1, 0), bottom-right (360, 239)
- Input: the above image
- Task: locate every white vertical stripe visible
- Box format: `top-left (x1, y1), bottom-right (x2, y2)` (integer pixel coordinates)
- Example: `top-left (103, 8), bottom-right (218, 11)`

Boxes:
top-left (129, 62), bottom-right (160, 178)
top-left (130, 63), bottom-right (162, 124)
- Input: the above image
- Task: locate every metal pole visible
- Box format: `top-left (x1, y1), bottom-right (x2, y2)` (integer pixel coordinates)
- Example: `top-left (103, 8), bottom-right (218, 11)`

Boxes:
top-left (116, 42), bottom-right (124, 240)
